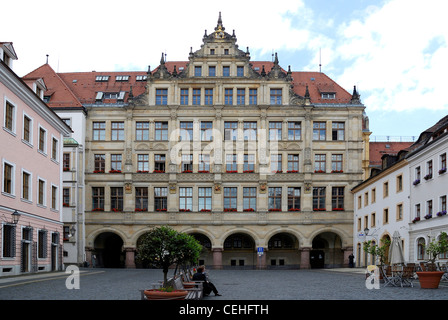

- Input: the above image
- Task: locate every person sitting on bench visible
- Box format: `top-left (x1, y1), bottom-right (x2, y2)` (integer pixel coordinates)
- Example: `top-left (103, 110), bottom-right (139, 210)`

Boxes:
top-left (192, 266), bottom-right (221, 296)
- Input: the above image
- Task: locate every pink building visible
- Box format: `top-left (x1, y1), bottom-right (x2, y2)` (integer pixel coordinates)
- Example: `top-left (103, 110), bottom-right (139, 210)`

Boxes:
top-left (0, 42), bottom-right (71, 276)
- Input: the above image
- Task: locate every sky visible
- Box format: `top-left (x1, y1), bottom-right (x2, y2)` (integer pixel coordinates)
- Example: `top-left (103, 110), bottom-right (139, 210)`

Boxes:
top-left (3, 0), bottom-right (447, 139)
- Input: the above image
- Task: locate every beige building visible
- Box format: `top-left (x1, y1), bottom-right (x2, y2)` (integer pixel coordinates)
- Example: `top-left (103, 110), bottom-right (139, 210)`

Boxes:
top-left (30, 15), bottom-right (368, 269)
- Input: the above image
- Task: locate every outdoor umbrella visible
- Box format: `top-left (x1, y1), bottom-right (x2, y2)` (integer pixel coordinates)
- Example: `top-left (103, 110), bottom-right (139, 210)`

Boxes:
top-left (389, 230), bottom-right (405, 265)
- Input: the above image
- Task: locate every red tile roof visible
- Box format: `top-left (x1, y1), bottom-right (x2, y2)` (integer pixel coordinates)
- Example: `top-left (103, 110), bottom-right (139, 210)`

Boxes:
top-left (369, 142), bottom-right (414, 167)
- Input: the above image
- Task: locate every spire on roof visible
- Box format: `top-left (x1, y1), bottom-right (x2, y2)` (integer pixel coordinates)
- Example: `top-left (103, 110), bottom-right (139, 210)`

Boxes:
top-left (350, 85), bottom-right (361, 104)
top-left (215, 12), bottom-right (224, 32)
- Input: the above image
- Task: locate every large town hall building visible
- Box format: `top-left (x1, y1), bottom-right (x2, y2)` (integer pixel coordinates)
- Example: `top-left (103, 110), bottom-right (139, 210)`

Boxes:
top-left (24, 15), bottom-right (368, 269)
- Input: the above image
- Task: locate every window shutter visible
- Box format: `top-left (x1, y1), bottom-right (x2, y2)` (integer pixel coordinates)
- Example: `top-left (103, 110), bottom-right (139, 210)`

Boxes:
top-left (11, 226), bottom-right (16, 258)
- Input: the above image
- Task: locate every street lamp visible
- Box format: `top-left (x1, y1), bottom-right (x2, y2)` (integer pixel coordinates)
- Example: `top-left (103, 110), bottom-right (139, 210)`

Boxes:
top-left (11, 210), bottom-right (21, 225)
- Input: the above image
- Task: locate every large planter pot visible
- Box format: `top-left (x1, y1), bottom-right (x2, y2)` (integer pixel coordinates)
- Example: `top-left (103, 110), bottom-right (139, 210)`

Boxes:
top-left (143, 289), bottom-right (188, 300)
top-left (416, 271), bottom-right (445, 289)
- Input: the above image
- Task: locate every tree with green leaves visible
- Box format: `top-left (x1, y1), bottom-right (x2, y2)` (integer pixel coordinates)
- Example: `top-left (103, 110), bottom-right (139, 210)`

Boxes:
top-left (363, 238), bottom-right (390, 266)
top-left (137, 226), bottom-right (202, 287)
top-left (425, 231), bottom-right (448, 264)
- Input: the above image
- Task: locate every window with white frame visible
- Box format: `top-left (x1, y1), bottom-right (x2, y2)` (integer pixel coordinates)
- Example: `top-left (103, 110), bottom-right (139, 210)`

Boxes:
top-left (4, 100), bottom-right (16, 133)
top-left (23, 113), bottom-right (33, 144)
top-left (22, 169), bottom-right (31, 201)
top-left (51, 137), bottom-right (59, 161)
top-left (51, 185), bottom-right (58, 210)
top-left (38, 126), bottom-right (47, 154)
top-left (38, 178), bottom-right (46, 206)
top-left (2, 160), bottom-right (15, 195)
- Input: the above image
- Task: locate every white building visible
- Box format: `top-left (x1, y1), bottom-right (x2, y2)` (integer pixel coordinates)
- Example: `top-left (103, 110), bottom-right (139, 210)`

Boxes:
top-left (352, 115), bottom-right (448, 267)
top-left (407, 116), bottom-right (448, 263)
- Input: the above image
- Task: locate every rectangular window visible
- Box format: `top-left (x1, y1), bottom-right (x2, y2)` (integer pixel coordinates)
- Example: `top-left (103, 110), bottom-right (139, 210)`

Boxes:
top-left (314, 154), bottom-right (326, 173)
top-left (154, 187), bottom-right (167, 211)
top-left (179, 187), bottom-right (193, 211)
top-left (271, 154), bottom-right (282, 173)
top-left (224, 121), bottom-right (238, 140)
top-left (415, 203), bottom-right (421, 219)
top-left (396, 174), bottom-right (403, 192)
top-left (383, 208), bottom-right (389, 224)
top-left (243, 122), bottom-right (257, 141)
top-left (111, 122), bottom-right (124, 140)
top-left (135, 187), bottom-right (148, 211)
top-left (225, 89), bottom-right (233, 105)
top-left (244, 154), bottom-right (255, 172)
top-left (440, 195), bottom-right (447, 213)
top-left (154, 154), bottom-right (166, 172)
top-left (270, 89), bottom-right (282, 105)
top-left (332, 122), bottom-right (345, 141)
top-left (427, 200), bottom-right (433, 216)
top-left (237, 89), bottom-right (245, 105)
top-left (313, 122), bottom-right (326, 140)
top-left (22, 171), bottom-right (30, 200)
top-left (224, 187), bottom-right (237, 210)
top-left (38, 230), bottom-right (47, 259)
top-left (93, 122), bottom-right (106, 141)
top-left (155, 122), bottom-right (168, 140)
top-left (38, 179), bottom-right (45, 206)
top-left (199, 154), bottom-right (210, 172)
top-left (372, 188), bottom-right (376, 203)
top-left (332, 187), bottom-right (344, 211)
top-left (440, 153), bottom-right (447, 173)
top-left (201, 121), bottom-right (213, 141)
top-left (137, 154), bottom-right (149, 172)
top-left (63, 188), bottom-right (70, 206)
top-left (51, 138), bottom-right (58, 161)
top-left (415, 166), bottom-right (421, 182)
top-left (364, 192), bottom-right (369, 207)
top-left (94, 154), bottom-right (105, 172)
top-left (92, 187), bottom-right (105, 210)
top-left (226, 154), bottom-right (237, 172)
top-left (5, 101), bottom-right (15, 132)
top-left (288, 187), bottom-right (301, 211)
top-left (38, 127), bottom-right (46, 153)
top-left (331, 154), bottom-right (343, 172)
top-left (209, 66), bottom-right (216, 77)
top-left (383, 181), bottom-right (389, 198)
top-left (182, 154), bottom-right (193, 172)
top-left (23, 115), bottom-right (31, 143)
top-left (269, 122), bottom-right (282, 140)
top-left (63, 153), bottom-right (70, 171)
top-left (180, 89), bottom-right (189, 105)
top-left (155, 89), bottom-right (168, 105)
top-left (268, 187), bottom-right (282, 210)
top-left (243, 187), bottom-right (257, 211)
top-left (110, 154), bottom-right (122, 171)
top-left (223, 66), bottom-right (230, 77)
top-left (313, 187), bottom-right (326, 211)
top-left (249, 89), bottom-right (257, 104)
top-left (371, 213), bottom-right (376, 227)
top-left (204, 89), bottom-right (213, 105)
top-left (3, 224), bottom-right (16, 257)
top-left (288, 122), bottom-right (301, 140)
top-left (110, 187), bottom-right (123, 211)
top-left (3, 162), bottom-right (14, 194)
top-left (192, 89), bottom-right (201, 105)
top-left (426, 160), bottom-right (433, 179)
top-left (198, 187), bottom-right (212, 211)
top-left (180, 121), bottom-right (193, 141)
top-left (237, 66), bottom-right (244, 77)
top-left (287, 154), bottom-right (299, 172)
top-left (194, 66), bottom-right (202, 77)
top-left (51, 185), bottom-right (58, 210)
top-left (136, 122), bottom-right (149, 140)
top-left (397, 203), bottom-right (403, 220)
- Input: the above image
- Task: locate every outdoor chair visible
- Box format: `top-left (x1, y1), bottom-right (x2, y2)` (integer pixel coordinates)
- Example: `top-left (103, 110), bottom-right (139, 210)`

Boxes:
top-left (381, 265), bottom-right (399, 287)
top-left (399, 266), bottom-right (415, 287)
top-left (439, 263), bottom-right (448, 281)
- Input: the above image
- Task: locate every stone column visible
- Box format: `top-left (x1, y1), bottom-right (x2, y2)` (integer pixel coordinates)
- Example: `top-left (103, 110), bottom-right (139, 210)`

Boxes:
top-left (256, 248), bottom-right (267, 270)
top-left (85, 247), bottom-right (93, 267)
top-left (124, 247), bottom-right (136, 268)
top-left (300, 247), bottom-right (312, 269)
top-left (212, 248), bottom-right (223, 269)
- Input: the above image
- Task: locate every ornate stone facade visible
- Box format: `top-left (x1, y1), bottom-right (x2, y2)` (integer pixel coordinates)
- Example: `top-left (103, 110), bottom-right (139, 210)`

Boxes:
top-left (79, 15), bottom-right (366, 269)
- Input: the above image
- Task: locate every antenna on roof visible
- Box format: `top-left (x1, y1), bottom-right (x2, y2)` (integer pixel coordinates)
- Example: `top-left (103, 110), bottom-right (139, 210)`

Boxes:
top-left (46, 54), bottom-right (49, 64)
top-left (272, 49), bottom-right (274, 62)
top-left (319, 48), bottom-right (322, 73)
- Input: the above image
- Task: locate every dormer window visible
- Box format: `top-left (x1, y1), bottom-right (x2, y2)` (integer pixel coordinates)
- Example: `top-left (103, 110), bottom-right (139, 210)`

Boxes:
top-left (136, 75), bottom-right (147, 81)
top-left (115, 75), bottom-right (129, 82)
top-left (95, 76), bottom-right (109, 82)
top-left (194, 66), bottom-right (202, 77)
top-left (321, 93), bottom-right (336, 99)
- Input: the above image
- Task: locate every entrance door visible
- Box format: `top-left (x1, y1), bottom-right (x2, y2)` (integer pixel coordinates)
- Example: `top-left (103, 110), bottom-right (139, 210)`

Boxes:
top-left (21, 241), bottom-right (30, 272)
top-left (310, 250), bottom-right (325, 269)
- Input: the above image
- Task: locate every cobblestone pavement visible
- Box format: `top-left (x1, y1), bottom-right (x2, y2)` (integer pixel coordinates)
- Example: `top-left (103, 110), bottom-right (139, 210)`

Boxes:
top-left (0, 267), bottom-right (447, 300)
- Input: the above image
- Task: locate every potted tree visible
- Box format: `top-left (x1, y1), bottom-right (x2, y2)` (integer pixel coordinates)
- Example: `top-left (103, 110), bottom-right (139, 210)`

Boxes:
top-left (417, 231), bottom-right (448, 289)
top-left (137, 226), bottom-right (202, 299)
top-left (363, 239), bottom-right (390, 281)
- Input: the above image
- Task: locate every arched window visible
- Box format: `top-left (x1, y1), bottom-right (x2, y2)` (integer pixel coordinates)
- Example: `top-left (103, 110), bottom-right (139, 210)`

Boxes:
top-left (417, 238), bottom-right (425, 260)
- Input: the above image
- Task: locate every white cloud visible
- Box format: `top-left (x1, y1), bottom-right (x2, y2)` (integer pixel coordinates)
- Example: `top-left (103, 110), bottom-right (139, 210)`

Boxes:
top-left (335, 0), bottom-right (448, 112)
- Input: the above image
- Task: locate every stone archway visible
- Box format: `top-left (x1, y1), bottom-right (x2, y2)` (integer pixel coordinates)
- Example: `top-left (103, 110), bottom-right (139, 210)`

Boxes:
top-left (190, 233), bottom-right (213, 266)
top-left (267, 232), bottom-right (300, 269)
top-left (311, 232), bottom-right (343, 268)
top-left (222, 233), bottom-right (256, 269)
top-left (93, 232), bottom-right (124, 268)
